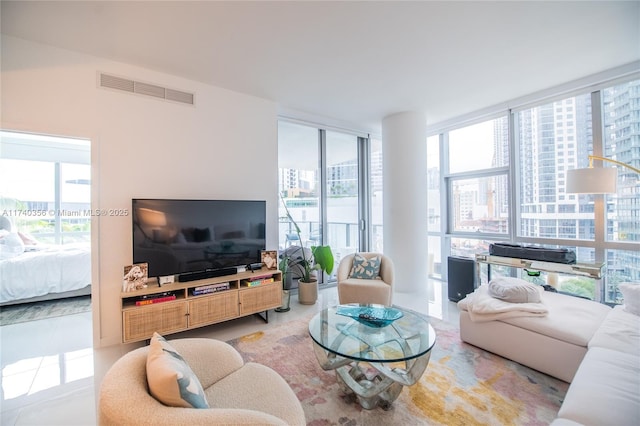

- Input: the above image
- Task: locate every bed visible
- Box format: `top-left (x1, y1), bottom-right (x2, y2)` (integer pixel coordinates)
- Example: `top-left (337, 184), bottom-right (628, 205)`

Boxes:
top-left (0, 243), bottom-right (92, 306)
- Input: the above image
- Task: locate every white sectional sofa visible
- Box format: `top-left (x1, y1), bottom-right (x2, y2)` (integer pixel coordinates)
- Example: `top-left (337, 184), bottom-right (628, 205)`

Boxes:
top-left (551, 305), bottom-right (640, 425)
top-left (458, 287), bottom-right (640, 425)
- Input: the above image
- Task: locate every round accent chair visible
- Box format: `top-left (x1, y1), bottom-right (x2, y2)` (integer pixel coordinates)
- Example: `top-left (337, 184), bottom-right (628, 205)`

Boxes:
top-left (337, 252), bottom-right (394, 306)
top-left (99, 337), bottom-right (306, 425)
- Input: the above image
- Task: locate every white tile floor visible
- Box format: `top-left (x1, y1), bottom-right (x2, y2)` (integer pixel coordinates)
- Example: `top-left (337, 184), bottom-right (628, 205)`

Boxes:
top-left (0, 281), bottom-right (460, 426)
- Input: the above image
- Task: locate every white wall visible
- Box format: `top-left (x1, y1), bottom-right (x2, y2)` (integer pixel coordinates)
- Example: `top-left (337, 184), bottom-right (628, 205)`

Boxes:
top-left (1, 36), bottom-right (279, 347)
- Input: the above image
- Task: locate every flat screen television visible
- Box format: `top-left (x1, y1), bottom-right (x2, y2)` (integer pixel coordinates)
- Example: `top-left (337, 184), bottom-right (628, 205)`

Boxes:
top-left (132, 199), bottom-right (266, 278)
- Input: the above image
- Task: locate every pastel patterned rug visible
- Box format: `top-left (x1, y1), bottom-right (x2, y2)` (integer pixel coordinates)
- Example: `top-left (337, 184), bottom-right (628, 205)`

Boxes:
top-left (227, 313), bottom-right (568, 425)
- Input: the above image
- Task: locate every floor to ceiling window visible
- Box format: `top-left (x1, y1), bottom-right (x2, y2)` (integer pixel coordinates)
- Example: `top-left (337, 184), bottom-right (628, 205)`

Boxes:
top-left (325, 130), bottom-right (359, 280)
top-left (370, 137), bottom-right (384, 253)
top-left (515, 93), bottom-right (598, 298)
top-left (445, 116), bottom-right (510, 259)
top-left (602, 79), bottom-right (640, 302)
top-left (278, 120), bottom-right (373, 284)
top-left (427, 135), bottom-right (442, 278)
top-left (277, 120), bottom-right (320, 252)
top-left (430, 75), bottom-right (640, 303)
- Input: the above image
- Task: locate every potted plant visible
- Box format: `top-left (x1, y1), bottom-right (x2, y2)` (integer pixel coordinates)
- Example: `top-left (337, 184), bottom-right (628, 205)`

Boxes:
top-left (280, 195), bottom-right (334, 304)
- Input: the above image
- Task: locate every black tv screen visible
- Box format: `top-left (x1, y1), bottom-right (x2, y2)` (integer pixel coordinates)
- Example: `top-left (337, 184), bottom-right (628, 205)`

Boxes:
top-left (132, 199), bottom-right (266, 278)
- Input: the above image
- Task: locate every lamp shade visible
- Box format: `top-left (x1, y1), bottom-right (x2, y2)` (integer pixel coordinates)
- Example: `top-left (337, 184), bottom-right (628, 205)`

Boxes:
top-left (566, 167), bottom-right (617, 194)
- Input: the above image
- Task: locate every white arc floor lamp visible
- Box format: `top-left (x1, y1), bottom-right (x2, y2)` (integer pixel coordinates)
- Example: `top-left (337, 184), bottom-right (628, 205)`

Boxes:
top-left (566, 155), bottom-right (640, 194)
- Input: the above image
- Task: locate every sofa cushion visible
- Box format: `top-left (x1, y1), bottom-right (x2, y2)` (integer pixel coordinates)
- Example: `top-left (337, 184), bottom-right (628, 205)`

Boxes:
top-left (488, 277), bottom-right (542, 303)
top-left (589, 305), bottom-right (640, 354)
top-left (146, 332), bottom-right (209, 408)
top-left (349, 253), bottom-right (381, 279)
top-left (205, 362), bottom-right (307, 425)
top-left (556, 347), bottom-right (640, 425)
top-left (619, 282), bottom-right (640, 316)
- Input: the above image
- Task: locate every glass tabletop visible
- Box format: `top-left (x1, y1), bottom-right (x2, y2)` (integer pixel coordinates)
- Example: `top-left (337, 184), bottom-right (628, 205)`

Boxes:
top-left (308, 304), bottom-right (436, 363)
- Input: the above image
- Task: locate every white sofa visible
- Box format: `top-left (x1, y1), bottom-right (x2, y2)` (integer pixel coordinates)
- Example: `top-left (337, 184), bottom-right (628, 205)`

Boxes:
top-left (458, 288), bottom-right (640, 425)
top-left (551, 305), bottom-right (640, 425)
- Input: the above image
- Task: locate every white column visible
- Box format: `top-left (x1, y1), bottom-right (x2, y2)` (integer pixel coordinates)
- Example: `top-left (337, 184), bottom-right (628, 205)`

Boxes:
top-left (382, 111), bottom-right (428, 294)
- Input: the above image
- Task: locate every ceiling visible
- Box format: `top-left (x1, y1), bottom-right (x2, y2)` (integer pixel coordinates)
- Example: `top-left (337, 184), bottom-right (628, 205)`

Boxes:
top-left (2, 1), bottom-right (639, 133)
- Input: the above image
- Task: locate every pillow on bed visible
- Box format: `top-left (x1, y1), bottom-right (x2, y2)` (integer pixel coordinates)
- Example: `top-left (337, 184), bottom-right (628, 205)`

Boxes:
top-left (0, 231), bottom-right (25, 260)
top-left (146, 332), bottom-right (209, 409)
top-left (488, 277), bottom-right (542, 303)
top-left (619, 282), bottom-right (640, 316)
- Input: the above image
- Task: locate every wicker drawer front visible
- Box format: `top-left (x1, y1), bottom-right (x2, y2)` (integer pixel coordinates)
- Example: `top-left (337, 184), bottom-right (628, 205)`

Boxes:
top-left (239, 283), bottom-right (281, 315)
top-left (123, 302), bottom-right (188, 342)
top-left (188, 291), bottom-right (239, 327)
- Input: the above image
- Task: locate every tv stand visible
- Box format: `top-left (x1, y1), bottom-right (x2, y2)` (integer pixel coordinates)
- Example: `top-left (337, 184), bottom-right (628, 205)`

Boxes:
top-left (120, 268), bottom-right (282, 343)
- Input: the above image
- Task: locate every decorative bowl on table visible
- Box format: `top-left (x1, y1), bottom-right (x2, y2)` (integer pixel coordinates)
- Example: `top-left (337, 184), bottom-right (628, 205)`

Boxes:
top-left (336, 305), bottom-right (404, 328)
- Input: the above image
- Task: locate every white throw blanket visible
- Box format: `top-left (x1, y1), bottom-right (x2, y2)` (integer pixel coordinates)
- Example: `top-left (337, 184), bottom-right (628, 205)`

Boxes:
top-left (464, 283), bottom-right (548, 323)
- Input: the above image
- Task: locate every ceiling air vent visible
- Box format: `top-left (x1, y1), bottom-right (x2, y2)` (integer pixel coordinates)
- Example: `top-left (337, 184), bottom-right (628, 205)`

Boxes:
top-left (98, 73), bottom-right (195, 106)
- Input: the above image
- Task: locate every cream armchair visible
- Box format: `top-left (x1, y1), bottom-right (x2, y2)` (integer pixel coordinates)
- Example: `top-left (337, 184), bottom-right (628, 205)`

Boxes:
top-left (337, 252), bottom-right (394, 306)
top-left (99, 338), bottom-right (305, 425)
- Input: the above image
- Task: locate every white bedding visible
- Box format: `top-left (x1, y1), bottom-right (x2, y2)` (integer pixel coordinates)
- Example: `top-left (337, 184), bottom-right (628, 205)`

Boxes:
top-left (0, 243), bottom-right (91, 304)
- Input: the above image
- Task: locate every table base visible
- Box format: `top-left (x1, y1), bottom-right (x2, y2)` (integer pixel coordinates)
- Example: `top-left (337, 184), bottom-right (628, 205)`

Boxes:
top-left (313, 343), bottom-right (432, 410)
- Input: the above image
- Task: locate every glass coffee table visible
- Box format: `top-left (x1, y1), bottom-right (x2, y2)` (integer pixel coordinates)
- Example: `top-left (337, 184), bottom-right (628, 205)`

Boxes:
top-left (308, 304), bottom-right (436, 410)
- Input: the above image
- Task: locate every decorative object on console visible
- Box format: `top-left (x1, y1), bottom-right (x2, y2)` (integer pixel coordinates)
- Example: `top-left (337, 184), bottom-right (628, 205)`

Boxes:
top-left (261, 250), bottom-right (277, 269)
top-left (158, 275), bottom-right (175, 286)
top-left (566, 154), bottom-right (640, 194)
top-left (122, 263), bottom-right (148, 292)
top-left (280, 195), bottom-right (334, 305)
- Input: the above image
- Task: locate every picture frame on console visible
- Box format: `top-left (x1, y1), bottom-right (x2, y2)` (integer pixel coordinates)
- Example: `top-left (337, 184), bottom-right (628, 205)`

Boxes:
top-left (123, 262), bottom-right (149, 292)
top-left (261, 250), bottom-right (278, 270)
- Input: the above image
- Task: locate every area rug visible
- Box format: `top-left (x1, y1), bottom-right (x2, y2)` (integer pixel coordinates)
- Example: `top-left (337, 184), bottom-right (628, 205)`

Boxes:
top-left (0, 295), bottom-right (91, 326)
top-left (227, 314), bottom-right (568, 426)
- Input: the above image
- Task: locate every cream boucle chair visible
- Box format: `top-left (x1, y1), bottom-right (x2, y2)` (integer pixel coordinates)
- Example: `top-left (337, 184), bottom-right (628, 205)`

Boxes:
top-left (337, 252), bottom-right (394, 306)
top-left (99, 338), bottom-right (306, 425)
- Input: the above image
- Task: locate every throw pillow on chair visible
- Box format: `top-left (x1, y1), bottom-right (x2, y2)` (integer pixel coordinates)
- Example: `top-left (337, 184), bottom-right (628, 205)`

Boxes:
top-left (349, 253), bottom-right (381, 279)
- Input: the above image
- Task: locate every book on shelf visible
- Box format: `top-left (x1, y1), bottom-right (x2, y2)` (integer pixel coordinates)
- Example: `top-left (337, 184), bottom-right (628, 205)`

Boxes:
top-left (194, 282), bottom-right (229, 292)
top-left (242, 277), bottom-right (275, 287)
top-left (191, 286), bottom-right (230, 296)
top-left (248, 274), bottom-right (272, 281)
top-left (135, 294), bottom-right (176, 306)
top-left (138, 291), bottom-right (175, 300)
